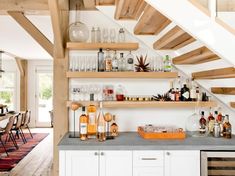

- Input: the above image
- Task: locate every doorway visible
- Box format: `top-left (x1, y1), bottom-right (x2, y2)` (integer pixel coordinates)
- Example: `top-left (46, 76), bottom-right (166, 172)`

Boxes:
top-left (35, 68), bottom-right (53, 127)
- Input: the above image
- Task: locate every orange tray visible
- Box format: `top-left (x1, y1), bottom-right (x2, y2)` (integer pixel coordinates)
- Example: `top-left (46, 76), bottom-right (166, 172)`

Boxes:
top-left (138, 127), bottom-right (186, 140)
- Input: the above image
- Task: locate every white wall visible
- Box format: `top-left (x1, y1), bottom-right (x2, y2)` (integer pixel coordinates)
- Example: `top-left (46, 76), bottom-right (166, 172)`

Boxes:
top-left (68, 11), bottom-right (235, 133)
top-left (27, 60), bottom-right (53, 127)
top-left (2, 57), bottom-right (20, 111)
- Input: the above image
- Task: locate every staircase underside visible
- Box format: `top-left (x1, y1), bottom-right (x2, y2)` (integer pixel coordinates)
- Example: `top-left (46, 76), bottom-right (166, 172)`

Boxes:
top-left (96, 0), bottom-right (235, 111)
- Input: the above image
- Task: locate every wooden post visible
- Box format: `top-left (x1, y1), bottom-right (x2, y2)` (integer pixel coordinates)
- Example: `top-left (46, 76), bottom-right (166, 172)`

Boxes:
top-left (53, 52), bottom-right (68, 176)
top-left (15, 58), bottom-right (28, 111)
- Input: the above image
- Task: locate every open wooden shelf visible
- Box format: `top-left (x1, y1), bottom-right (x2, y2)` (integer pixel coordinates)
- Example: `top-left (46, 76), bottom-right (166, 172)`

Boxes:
top-left (192, 67), bottom-right (235, 79)
top-left (173, 46), bottom-right (220, 65)
top-left (66, 71), bottom-right (178, 79)
top-left (134, 5), bottom-right (171, 35)
top-left (153, 26), bottom-right (195, 50)
top-left (66, 42), bottom-right (139, 50)
top-left (67, 101), bottom-right (217, 108)
top-left (211, 87), bottom-right (235, 95)
top-left (231, 102), bottom-right (235, 108)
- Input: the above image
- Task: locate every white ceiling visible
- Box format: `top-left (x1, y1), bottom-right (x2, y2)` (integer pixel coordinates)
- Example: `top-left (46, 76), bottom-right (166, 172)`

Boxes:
top-left (0, 15), bottom-right (53, 60)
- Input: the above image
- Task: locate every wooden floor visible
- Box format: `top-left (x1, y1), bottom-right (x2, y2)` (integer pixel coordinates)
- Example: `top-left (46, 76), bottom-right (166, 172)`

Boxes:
top-left (0, 128), bottom-right (53, 176)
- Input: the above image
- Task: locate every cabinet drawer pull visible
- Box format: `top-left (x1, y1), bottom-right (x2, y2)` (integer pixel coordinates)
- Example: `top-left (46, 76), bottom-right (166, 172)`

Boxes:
top-left (166, 152), bottom-right (170, 156)
top-left (100, 152), bottom-right (104, 156)
top-left (141, 158), bottom-right (157, 160)
top-left (94, 152), bottom-right (99, 156)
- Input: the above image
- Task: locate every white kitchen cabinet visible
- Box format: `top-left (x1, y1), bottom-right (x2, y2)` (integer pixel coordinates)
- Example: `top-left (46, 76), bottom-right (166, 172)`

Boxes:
top-left (164, 150), bottom-right (200, 176)
top-left (64, 150), bottom-right (99, 176)
top-left (100, 151), bottom-right (132, 176)
top-left (59, 150), bottom-right (132, 176)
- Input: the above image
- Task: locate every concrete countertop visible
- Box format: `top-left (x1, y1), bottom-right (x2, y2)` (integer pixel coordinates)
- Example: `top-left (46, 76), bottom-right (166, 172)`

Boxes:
top-left (58, 132), bottom-right (235, 151)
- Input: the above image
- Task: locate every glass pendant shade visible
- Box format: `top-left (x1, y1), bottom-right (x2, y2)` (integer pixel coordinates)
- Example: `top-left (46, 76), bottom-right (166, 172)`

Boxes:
top-left (185, 112), bottom-right (200, 137)
top-left (69, 21), bottom-right (89, 42)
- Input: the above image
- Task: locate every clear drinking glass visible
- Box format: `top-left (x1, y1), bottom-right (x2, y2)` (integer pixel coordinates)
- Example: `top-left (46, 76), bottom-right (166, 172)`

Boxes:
top-left (102, 28), bottom-right (109, 43)
top-left (157, 56), bottom-right (163, 72)
top-left (92, 56), bottom-right (97, 72)
top-left (75, 56), bottom-right (80, 71)
top-left (79, 57), bottom-right (85, 72)
top-left (110, 28), bottom-right (116, 43)
top-left (86, 56), bottom-right (91, 72)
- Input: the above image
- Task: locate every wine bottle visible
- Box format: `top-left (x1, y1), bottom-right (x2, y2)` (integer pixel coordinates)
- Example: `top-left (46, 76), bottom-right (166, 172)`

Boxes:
top-left (79, 106), bottom-right (88, 141)
top-left (98, 48), bottom-right (104, 72)
top-left (87, 94), bottom-right (97, 138)
top-left (97, 102), bottom-right (106, 142)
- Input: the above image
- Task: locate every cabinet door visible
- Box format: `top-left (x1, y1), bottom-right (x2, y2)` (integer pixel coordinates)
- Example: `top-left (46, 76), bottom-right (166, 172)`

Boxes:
top-left (133, 167), bottom-right (164, 176)
top-left (65, 150), bottom-right (99, 176)
top-left (100, 151), bottom-right (132, 176)
top-left (165, 150), bottom-right (200, 176)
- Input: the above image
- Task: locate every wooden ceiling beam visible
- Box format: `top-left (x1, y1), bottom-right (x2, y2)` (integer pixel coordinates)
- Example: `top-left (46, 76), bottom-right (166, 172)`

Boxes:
top-left (115, 0), bottom-right (146, 20)
top-left (8, 11), bottom-right (54, 57)
top-left (153, 26), bottom-right (195, 50)
top-left (192, 67), bottom-right (235, 79)
top-left (0, 0), bottom-right (48, 15)
top-left (217, 0), bottom-right (235, 12)
top-left (173, 46), bottom-right (220, 65)
top-left (134, 5), bottom-right (171, 35)
top-left (211, 87), bottom-right (235, 95)
top-left (48, 0), bottom-right (69, 58)
top-left (96, 0), bottom-right (115, 6)
top-left (231, 102), bottom-right (235, 108)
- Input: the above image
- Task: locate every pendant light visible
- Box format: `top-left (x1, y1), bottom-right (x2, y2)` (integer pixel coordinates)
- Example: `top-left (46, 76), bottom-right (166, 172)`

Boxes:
top-left (0, 51), bottom-right (5, 78)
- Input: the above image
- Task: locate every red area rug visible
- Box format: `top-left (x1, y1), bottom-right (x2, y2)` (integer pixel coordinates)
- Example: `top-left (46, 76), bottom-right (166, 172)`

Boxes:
top-left (0, 133), bottom-right (49, 172)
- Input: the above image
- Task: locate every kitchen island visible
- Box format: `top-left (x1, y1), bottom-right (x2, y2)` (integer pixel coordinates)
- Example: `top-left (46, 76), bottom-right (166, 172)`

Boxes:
top-left (58, 132), bottom-right (235, 176)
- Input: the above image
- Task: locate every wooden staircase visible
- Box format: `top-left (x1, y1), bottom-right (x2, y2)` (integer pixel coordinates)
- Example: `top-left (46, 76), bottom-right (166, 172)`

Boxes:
top-left (97, 0), bottom-right (235, 110)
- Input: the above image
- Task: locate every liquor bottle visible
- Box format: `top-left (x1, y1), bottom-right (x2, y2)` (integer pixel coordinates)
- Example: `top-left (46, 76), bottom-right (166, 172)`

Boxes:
top-left (217, 110), bottom-right (223, 123)
top-left (175, 88), bottom-right (180, 101)
top-left (208, 109), bottom-right (215, 134)
top-left (118, 53), bottom-right (126, 71)
top-left (190, 80), bottom-right (197, 101)
top-left (87, 94), bottom-right (97, 138)
top-left (105, 49), bottom-right (112, 72)
top-left (112, 50), bottom-right (118, 72)
top-left (199, 111), bottom-right (207, 134)
top-left (97, 102), bottom-right (106, 142)
top-left (180, 83), bottom-right (190, 101)
top-left (196, 86), bottom-right (200, 101)
top-left (223, 115), bottom-right (232, 139)
top-left (110, 115), bottom-right (119, 137)
top-left (79, 106), bottom-right (88, 141)
top-left (168, 81), bottom-right (174, 101)
top-left (126, 51), bottom-right (134, 72)
top-left (98, 48), bottom-right (104, 72)
top-left (163, 55), bottom-right (172, 72)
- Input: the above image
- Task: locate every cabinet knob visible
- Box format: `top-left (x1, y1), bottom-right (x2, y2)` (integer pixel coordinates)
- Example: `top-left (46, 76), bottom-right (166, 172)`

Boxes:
top-left (94, 152), bottom-right (99, 156)
top-left (100, 152), bottom-right (104, 156)
top-left (166, 152), bottom-right (170, 156)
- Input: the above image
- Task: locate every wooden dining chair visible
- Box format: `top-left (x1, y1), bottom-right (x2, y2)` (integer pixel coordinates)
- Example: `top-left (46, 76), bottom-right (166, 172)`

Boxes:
top-left (11, 113), bottom-right (27, 144)
top-left (21, 110), bottom-right (33, 138)
top-left (0, 116), bottom-right (18, 156)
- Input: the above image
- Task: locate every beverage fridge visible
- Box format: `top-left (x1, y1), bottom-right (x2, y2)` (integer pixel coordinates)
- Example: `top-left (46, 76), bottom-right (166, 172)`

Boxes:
top-left (201, 151), bottom-right (235, 176)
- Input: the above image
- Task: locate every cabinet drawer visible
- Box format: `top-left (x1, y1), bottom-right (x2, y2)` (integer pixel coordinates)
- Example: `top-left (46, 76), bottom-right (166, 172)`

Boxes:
top-left (133, 167), bottom-right (164, 176)
top-left (133, 151), bottom-right (164, 167)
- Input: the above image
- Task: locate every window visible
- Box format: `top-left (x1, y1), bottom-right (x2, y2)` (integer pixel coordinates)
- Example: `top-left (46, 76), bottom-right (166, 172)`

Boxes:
top-left (0, 72), bottom-right (16, 110)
